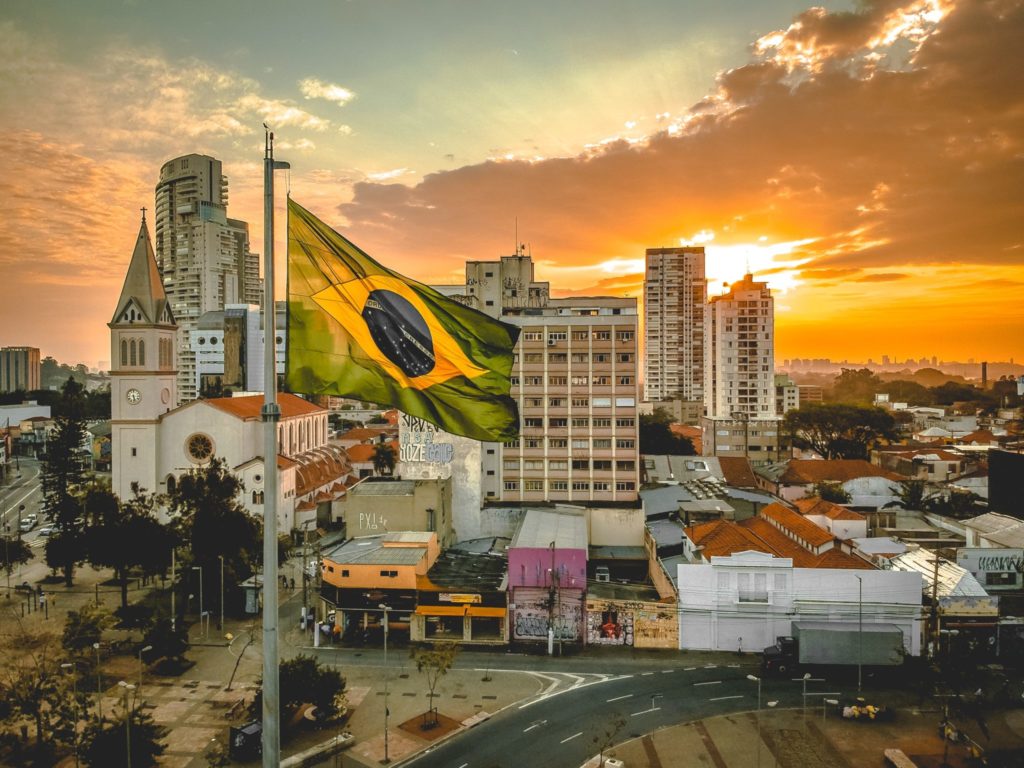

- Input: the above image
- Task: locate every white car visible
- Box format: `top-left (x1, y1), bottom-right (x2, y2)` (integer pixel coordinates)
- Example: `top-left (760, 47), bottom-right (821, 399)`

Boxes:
top-left (38, 525), bottom-right (55, 537)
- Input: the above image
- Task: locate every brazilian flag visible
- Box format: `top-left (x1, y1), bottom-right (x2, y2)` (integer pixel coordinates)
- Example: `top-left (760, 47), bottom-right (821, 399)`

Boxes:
top-left (286, 199), bottom-right (520, 442)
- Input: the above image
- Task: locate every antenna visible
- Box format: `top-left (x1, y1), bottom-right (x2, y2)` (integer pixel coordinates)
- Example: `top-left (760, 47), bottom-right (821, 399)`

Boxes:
top-left (515, 217), bottom-right (519, 256)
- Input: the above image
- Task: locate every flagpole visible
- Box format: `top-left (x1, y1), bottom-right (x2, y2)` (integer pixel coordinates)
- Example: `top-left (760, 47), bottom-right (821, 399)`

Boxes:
top-left (261, 125), bottom-right (288, 767)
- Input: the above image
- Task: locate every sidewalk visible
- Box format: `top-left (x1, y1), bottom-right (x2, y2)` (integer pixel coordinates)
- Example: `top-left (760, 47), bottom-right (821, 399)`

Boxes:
top-left (601, 707), bottom-right (1024, 768)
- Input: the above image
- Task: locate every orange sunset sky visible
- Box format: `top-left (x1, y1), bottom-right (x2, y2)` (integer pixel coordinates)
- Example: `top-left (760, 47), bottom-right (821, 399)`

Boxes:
top-left (0, 0), bottom-right (1021, 368)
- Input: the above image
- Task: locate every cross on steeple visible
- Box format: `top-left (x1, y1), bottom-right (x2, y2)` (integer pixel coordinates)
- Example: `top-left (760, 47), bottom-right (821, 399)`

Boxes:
top-left (141, 206), bottom-right (147, 223)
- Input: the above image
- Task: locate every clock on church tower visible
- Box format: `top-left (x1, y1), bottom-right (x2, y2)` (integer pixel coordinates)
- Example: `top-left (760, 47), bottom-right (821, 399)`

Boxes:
top-left (108, 210), bottom-right (178, 503)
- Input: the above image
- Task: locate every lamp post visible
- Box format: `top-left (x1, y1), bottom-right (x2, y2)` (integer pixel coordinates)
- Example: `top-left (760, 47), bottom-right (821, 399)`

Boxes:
top-left (170, 547), bottom-right (176, 632)
top-left (747, 674), bottom-right (762, 768)
top-left (60, 663), bottom-right (80, 768)
top-left (218, 554), bottom-right (225, 631)
top-left (823, 698), bottom-right (838, 723)
top-left (93, 642), bottom-right (103, 721)
top-left (118, 681), bottom-right (136, 767)
top-left (855, 573), bottom-right (863, 692)
top-left (138, 645), bottom-right (152, 699)
top-left (191, 566), bottom-right (203, 639)
top-left (379, 603), bottom-right (390, 764)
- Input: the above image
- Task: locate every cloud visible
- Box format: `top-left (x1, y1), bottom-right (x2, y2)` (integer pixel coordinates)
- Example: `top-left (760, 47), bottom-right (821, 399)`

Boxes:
top-left (299, 77), bottom-right (356, 106)
top-left (856, 272), bottom-right (909, 282)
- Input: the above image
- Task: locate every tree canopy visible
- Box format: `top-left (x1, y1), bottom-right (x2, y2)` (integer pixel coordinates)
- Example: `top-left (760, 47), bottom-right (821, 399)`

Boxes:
top-left (783, 403), bottom-right (897, 460)
top-left (639, 408), bottom-right (696, 456)
top-left (252, 653), bottom-right (347, 726)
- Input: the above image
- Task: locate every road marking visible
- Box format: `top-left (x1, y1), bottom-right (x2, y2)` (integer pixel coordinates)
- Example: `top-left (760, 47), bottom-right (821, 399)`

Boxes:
top-left (709, 695), bottom-right (744, 702)
top-left (458, 764), bottom-right (468, 768)
top-left (561, 732), bottom-right (583, 744)
top-left (523, 719), bottom-right (547, 732)
top-left (684, 667), bottom-right (697, 671)
top-left (694, 680), bottom-right (722, 687)
top-left (662, 670), bottom-right (675, 674)
top-left (631, 707), bottom-right (662, 717)
top-left (606, 694), bottom-right (633, 702)
top-left (727, 664), bottom-right (740, 668)
top-left (641, 672), bottom-right (654, 676)
top-left (704, 664), bottom-right (718, 669)
top-left (518, 674), bottom-right (633, 710)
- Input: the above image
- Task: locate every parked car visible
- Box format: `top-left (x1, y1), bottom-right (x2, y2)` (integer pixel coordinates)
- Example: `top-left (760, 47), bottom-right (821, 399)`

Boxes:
top-left (18, 518), bottom-right (35, 533)
top-left (14, 582), bottom-right (34, 595)
top-left (38, 525), bottom-right (55, 537)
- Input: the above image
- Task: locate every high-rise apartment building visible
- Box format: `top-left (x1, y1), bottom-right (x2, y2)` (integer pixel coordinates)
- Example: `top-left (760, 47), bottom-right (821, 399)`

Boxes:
top-left (153, 154), bottom-right (262, 403)
top-left (190, 302), bottom-right (286, 396)
top-left (0, 346), bottom-right (41, 393)
top-left (701, 273), bottom-right (780, 464)
top-left (644, 247), bottom-right (706, 406)
top-left (459, 253), bottom-right (640, 504)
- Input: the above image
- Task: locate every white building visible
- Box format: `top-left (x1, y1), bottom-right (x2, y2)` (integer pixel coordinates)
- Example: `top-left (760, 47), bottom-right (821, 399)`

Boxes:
top-left (701, 274), bottom-right (780, 464)
top-left (109, 213), bottom-right (346, 533)
top-left (190, 303), bottom-right (286, 396)
top-left (677, 551), bottom-right (923, 654)
top-left (643, 247), bottom-right (706, 404)
top-left (154, 154), bottom-right (262, 403)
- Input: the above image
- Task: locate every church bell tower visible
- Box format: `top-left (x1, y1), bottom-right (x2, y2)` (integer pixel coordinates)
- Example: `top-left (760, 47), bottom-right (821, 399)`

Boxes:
top-left (108, 210), bottom-right (177, 501)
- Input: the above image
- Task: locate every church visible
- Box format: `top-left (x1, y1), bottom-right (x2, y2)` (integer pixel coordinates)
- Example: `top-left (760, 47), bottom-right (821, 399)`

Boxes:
top-left (108, 214), bottom-right (354, 532)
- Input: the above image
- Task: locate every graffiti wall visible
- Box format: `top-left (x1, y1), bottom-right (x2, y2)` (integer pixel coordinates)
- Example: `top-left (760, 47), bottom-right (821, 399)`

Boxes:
top-left (511, 587), bottom-right (583, 642)
top-left (586, 598), bottom-right (678, 649)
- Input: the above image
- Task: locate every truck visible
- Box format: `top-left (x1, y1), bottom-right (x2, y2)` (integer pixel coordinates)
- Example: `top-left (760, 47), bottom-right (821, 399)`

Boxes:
top-left (762, 621), bottom-right (905, 676)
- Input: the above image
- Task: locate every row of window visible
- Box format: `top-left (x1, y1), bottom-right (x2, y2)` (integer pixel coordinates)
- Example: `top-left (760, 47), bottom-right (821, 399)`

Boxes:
top-left (513, 376), bottom-right (635, 387)
top-left (504, 459), bottom-right (636, 471)
top-left (119, 337), bottom-right (174, 368)
top-left (520, 330), bottom-right (635, 342)
top-left (507, 437), bottom-right (636, 450)
top-left (503, 480), bottom-right (637, 492)
top-left (517, 352), bottom-right (634, 364)
top-left (520, 415), bottom-right (637, 429)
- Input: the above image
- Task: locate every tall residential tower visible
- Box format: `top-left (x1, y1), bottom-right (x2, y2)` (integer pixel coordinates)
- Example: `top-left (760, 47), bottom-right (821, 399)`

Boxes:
top-left (153, 154), bottom-right (261, 403)
top-left (644, 247), bottom-right (706, 419)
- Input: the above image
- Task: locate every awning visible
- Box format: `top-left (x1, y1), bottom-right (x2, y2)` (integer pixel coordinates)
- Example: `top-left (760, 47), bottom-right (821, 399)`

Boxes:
top-left (415, 605), bottom-right (506, 618)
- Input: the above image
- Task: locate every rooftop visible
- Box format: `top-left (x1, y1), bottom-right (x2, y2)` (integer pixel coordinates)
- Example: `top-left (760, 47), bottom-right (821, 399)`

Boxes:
top-left (793, 497), bottom-right (867, 522)
top-left (759, 502), bottom-right (834, 547)
top-left (757, 459), bottom-right (901, 485)
top-left (419, 549), bottom-right (508, 592)
top-left (323, 535), bottom-right (429, 566)
top-left (510, 508), bottom-right (588, 550)
top-left (349, 478), bottom-right (417, 496)
top-left (587, 580), bottom-right (663, 603)
top-left (205, 392), bottom-right (324, 420)
top-left (888, 548), bottom-right (988, 597)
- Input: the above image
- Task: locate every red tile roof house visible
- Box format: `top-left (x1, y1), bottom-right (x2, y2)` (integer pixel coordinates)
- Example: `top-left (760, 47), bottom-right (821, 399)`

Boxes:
top-left (753, 459), bottom-right (902, 502)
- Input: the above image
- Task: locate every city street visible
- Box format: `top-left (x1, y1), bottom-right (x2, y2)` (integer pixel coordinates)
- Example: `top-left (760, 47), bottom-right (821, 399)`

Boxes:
top-left (1, 457), bottom-right (45, 593)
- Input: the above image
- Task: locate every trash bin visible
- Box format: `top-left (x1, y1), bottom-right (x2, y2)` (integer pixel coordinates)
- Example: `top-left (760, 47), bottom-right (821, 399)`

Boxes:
top-left (228, 721), bottom-right (262, 760)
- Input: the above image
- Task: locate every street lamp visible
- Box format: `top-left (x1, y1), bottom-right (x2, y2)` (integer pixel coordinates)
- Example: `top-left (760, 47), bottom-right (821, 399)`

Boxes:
top-left (93, 642), bottom-right (103, 721)
top-left (823, 698), bottom-right (839, 723)
top-left (191, 566), bottom-right (203, 639)
top-left (747, 674), bottom-right (762, 768)
top-left (138, 645), bottom-right (152, 699)
top-left (218, 554), bottom-right (225, 631)
top-left (60, 663), bottom-right (81, 768)
top-left (380, 603), bottom-right (390, 765)
top-left (118, 681), bottom-right (136, 767)
top-left (855, 573), bottom-right (863, 692)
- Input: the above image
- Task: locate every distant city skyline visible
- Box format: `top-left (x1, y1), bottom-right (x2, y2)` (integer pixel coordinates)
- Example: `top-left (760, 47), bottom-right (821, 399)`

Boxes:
top-left (1, 0), bottom-right (1021, 365)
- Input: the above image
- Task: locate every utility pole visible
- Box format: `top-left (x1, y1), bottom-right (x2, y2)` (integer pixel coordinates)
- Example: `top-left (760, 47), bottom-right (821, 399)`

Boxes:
top-left (929, 555), bottom-right (941, 657)
top-left (856, 574), bottom-right (863, 692)
top-left (547, 541), bottom-right (556, 657)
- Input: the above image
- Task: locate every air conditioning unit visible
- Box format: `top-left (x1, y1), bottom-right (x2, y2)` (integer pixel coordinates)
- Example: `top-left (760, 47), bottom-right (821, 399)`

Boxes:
top-left (548, 338), bottom-right (556, 346)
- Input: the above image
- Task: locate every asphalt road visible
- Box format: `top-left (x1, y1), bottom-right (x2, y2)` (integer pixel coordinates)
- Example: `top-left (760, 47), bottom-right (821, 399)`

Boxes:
top-left (1, 458), bottom-right (45, 588)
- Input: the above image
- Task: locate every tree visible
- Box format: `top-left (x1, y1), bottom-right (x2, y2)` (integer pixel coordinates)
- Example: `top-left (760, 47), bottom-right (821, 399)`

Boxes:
top-left (829, 368), bottom-right (883, 404)
top-left (85, 485), bottom-right (175, 610)
top-left (783, 403), bottom-right (897, 460)
top-left (890, 478), bottom-right (932, 510)
top-left (41, 378), bottom-right (90, 585)
top-left (372, 443), bottom-right (396, 476)
top-left (167, 458), bottom-right (259, 620)
top-left (639, 408), bottom-right (696, 455)
top-left (926, 488), bottom-right (984, 519)
top-left (1, 536), bottom-right (32, 580)
top-left (880, 380), bottom-right (934, 406)
top-left (142, 617), bottom-right (189, 667)
top-left (62, 602), bottom-right (116, 656)
top-left (592, 714), bottom-right (627, 768)
top-left (412, 642), bottom-right (459, 728)
top-left (81, 708), bottom-right (167, 768)
top-left (812, 481), bottom-right (852, 504)
top-left (252, 653), bottom-right (347, 724)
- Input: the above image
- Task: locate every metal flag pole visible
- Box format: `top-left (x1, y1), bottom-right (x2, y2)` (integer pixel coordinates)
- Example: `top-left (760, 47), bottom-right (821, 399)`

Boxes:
top-left (261, 125), bottom-right (289, 767)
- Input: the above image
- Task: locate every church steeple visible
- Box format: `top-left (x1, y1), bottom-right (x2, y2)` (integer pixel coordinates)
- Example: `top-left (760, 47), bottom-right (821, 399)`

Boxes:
top-left (110, 212), bottom-right (174, 327)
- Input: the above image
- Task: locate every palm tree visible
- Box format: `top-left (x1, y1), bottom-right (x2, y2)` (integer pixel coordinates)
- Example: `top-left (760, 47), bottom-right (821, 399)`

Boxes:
top-left (372, 443), bottom-right (396, 476)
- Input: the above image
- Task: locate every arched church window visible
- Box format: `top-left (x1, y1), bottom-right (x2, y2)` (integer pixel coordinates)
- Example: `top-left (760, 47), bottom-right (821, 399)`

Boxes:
top-left (120, 339), bottom-right (128, 366)
top-left (166, 475), bottom-right (177, 495)
top-left (129, 340), bottom-right (137, 366)
top-left (138, 340), bottom-right (145, 367)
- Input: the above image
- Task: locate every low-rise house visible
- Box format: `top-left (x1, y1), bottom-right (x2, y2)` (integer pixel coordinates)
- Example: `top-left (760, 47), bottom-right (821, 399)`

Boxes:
top-left (754, 459), bottom-right (901, 502)
top-left (875, 448), bottom-right (972, 481)
top-left (336, 476), bottom-right (453, 548)
top-left (794, 497), bottom-right (868, 540)
top-left (962, 512), bottom-right (1024, 549)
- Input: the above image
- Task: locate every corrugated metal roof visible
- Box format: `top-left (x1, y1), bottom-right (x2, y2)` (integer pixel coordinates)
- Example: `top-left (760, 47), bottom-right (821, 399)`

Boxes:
top-left (510, 508), bottom-right (587, 550)
top-left (888, 549), bottom-right (988, 597)
top-left (323, 535), bottom-right (428, 565)
top-left (351, 480), bottom-right (416, 496)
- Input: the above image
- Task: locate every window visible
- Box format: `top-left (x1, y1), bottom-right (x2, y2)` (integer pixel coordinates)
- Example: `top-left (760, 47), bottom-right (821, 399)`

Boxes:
top-left (571, 353), bottom-right (589, 363)
top-left (593, 331), bottom-right (610, 340)
top-left (525, 439), bottom-right (542, 448)
top-left (549, 353), bottom-right (567, 363)
top-left (571, 417), bottom-right (589, 427)
top-left (616, 331), bottom-right (635, 341)
top-left (593, 482), bottom-right (610, 491)
top-left (504, 481), bottom-right (519, 491)
top-left (129, 339), bottom-right (137, 366)
top-left (341, 569), bottom-right (349, 577)
top-left (120, 339), bottom-right (128, 366)
top-left (525, 376), bottom-right (542, 386)
top-left (524, 418), bottom-right (543, 428)
top-left (738, 572), bottom-right (768, 602)
top-left (138, 340), bottom-right (145, 366)
top-left (592, 397), bottom-right (611, 407)
top-left (593, 460), bottom-right (612, 471)
top-left (572, 459), bottom-right (590, 470)
top-left (510, 376), bottom-right (520, 386)
top-left (524, 353), bottom-right (543, 363)
top-left (549, 460), bottom-right (568, 470)
top-left (131, 447), bottom-right (137, 457)
top-left (616, 418), bottom-right (635, 428)
top-left (618, 376), bottom-right (634, 386)
top-left (594, 439), bottom-right (612, 449)
top-left (549, 438), bottom-right (568, 448)
top-left (547, 332), bottom-right (567, 342)
top-left (617, 353), bottom-right (634, 363)
top-left (593, 418), bottom-right (611, 427)
top-left (548, 417), bottom-right (567, 428)
top-left (571, 331), bottom-right (589, 340)
top-left (572, 481), bottom-right (590, 491)
top-left (615, 481), bottom-right (636, 491)
top-left (571, 376), bottom-right (589, 386)
top-left (616, 460), bottom-right (635, 471)
top-left (572, 439), bottom-right (589, 449)
top-left (379, 570), bottom-right (398, 578)
top-left (503, 460), bottom-right (520, 470)
top-left (571, 397), bottom-right (589, 407)
top-left (593, 353), bottom-right (610, 363)
top-left (524, 460), bottom-right (544, 470)
top-left (550, 481), bottom-right (568, 491)
top-left (549, 398), bottom-right (564, 407)
top-left (525, 480), bottom-right (544, 492)
top-left (523, 332), bottom-right (543, 341)
top-left (615, 397), bottom-right (636, 407)
top-left (526, 398), bottom-right (543, 407)
top-left (549, 376), bottom-right (567, 386)
top-left (505, 439), bottom-right (520, 448)
top-left (616, 439), bottom-right (635, 449)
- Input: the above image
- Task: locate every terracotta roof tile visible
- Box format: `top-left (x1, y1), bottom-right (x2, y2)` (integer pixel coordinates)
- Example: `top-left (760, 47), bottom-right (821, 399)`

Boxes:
top-left (779, 459), bottom-right (901, 484)
top-left (685, 520), bottom-right (775, 559)
top-left (794, 497), bottom-right (866, 522)
top-left (718, 457), bottom-right (758, 487)
top-left (206, 392), bottom-right (323, 420)
top-left (811, 549), bottom-right (870, 569)
top-left (759, 502), bottom-right (834, 547)
top-left (739, 518), bottom-right (815, 566)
